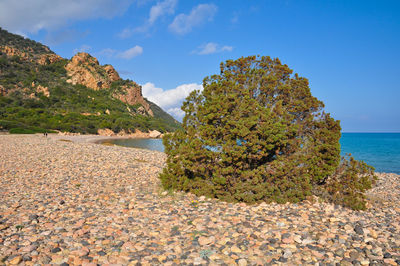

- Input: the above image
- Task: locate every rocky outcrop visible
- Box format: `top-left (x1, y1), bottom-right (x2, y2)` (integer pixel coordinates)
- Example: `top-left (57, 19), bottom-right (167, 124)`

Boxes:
top-left (0, 45), bottom-right (60, 65)
top-left (65, 52), bottom-right (153, 116)
top-left (104, 65), bottom-right (120, 81)
top-left (0, 46), bottom-right (30, 60)
top-left (35, 85), bottom-right (50, 97)
top-left (37, 54), bottom-right (62, 65)
top-left (81, 112), bottom-right (101, 116)
top-left (65, 53), bottom-right (113, 90)
top-left (0, 85), bottom-right (6, 96)
top-left (113, 84), bottom-right (153, 116)
top-left (137, 106), bottom-right (146, 115)
top-left (97, 128), bottom-right (114, 136)
top-left (149, 130), bottom-right (162, 138)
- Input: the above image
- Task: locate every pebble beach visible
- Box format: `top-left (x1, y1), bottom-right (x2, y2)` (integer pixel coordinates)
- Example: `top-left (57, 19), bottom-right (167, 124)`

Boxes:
top-left (0, 134), bottom-right (399, 265)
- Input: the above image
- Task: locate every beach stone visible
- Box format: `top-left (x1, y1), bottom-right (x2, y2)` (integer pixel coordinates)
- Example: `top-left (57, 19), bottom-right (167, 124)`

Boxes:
top-left (282, 235), bottom-right (294, 244)
top-left (350, 251), bottom-right (360, 260)
top-left (194, 257), bottom-right (206, 265)
top-left (283, 248), bottom-right (293, 258)
top-left (97, 251), bottom-right (107, 256)
top-left (231, 245), bottom-right (242, 253)
top-left (354, 225), bottom-right (364, 235)
top-left (9, 256), bottom-right (22, 265)
top-left (21, 244), bottom-right (37, 252)
top-left (198, 236), bottom-right (213, 246)
top-left (51, 255), bottom-right (65, 264)
top-left (51, 247), bottom-right (62, 253)
top-left (22, 255), bottom-right (32, 261)
top-left (369, 229), bottom-right (378, 238)
top-left (0, 135), bottom-right (399, 266)
top-left (383, 258), bottom-right (397, 265)
top-left (238, 258), bottom-right (247, 266)
top-left (293, 234), bottom-right (302, 243)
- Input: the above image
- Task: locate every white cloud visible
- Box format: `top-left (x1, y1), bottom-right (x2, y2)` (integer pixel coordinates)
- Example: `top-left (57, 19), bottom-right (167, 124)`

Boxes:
top-left (194, 42), bottom-right (233, 55)
top-left (198, 42), bottom-right (217, 54)
top-left (0, 0), bottom-right (133, 34)
top-left (116, 46), bottom-right (143, 59)
top-left (166, 107), bottom-right (185, 120)
top-left (169, 3), bottom-right (217, 35)
top-left (118, 28), bottom-right (136, 39)
top-left (222, 46), bottom-right (233, 51)
top-left (149, 0), bottom-right (177, 24)
top-left (142, 82), bottom-right (203, 120)
top-left (99, 48), bottom-right (117, 58)
top-left (97, 46), bottom-right (143, 59)
top-left (118, 0), bottom-right (177, 38)
top-left (73, 44), bottom-right (91, 54)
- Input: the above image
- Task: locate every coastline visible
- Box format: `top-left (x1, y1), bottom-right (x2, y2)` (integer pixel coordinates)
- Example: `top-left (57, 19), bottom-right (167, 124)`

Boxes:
top-left (41, 133), bottom-right (162, 145)
top-left (0, 134), bottom-right (399, 265)
top-left (47, 133), bottom-right (145, 144)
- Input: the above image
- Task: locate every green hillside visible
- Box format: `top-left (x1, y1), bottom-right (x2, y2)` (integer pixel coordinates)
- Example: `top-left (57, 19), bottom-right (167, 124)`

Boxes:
top-left (0, 27), bottom-right (180, 134)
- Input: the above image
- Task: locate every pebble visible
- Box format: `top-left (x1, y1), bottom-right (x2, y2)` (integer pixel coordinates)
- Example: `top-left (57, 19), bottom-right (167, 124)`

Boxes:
top-left (9, 256), bottom-right (21, 265)
top-left (238, 258), bottom-right (247, 266)
top-left (0, 134), bottom-right (399, 265)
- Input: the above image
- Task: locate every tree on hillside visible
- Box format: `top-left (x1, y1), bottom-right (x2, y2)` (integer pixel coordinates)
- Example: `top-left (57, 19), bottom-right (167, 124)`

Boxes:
top-left (160, 55), bottom-right (376, 210)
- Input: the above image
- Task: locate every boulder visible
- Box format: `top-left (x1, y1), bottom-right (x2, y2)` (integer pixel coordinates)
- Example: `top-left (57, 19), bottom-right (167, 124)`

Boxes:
top-left (97, 128), bottom-right (115, 136)
top-left (149, 130), bottom-right (162, 138)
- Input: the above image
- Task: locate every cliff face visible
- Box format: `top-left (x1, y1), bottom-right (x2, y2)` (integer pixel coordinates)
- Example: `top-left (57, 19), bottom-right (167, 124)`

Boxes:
top-left (65, 52), bottom-right (118, 90)
top-left (113, 84), bottom-right (153, 116)
top-left (65, 53), bottom-right (153, 116)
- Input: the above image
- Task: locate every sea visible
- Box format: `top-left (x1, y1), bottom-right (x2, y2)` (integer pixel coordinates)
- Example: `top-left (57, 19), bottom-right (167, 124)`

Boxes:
top-left (106, 133), bottom-right (400, 174)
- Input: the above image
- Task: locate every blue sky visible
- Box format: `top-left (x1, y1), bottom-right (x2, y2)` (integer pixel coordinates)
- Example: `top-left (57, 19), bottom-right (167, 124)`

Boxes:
top-left (0, 0), bottom-right (399, 132)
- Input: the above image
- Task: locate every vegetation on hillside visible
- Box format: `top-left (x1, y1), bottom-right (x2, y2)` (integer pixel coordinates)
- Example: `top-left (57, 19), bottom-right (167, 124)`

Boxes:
top-left (0, 27), bottom-right (53, 56)
top-left (160, 56), bottom-right (376, 210)
top-left (0, 27), bottom-right (180, 134)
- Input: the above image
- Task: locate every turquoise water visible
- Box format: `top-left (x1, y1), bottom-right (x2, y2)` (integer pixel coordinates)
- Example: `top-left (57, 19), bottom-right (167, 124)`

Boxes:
top-left (107, 133), bottom-right (400, 174)
top-left (339, 133), bottom-right (400, 174)
top-left (106, 138), bottom-right (165, 152)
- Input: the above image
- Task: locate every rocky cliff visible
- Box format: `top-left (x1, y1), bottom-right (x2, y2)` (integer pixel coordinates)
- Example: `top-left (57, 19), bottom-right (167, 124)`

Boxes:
top-left (65, 52), bottom-right (118, 90)
top-left (65, 52), bottom-right (153, 116)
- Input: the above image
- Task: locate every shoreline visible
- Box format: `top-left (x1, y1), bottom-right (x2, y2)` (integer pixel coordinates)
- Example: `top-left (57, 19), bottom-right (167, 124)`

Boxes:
top-left (44, 133), bottom-right (161, 145)
top-left (1, 134), bottom-right (399, 265)
top-left (7, 132), bottom-right (400, 175)
top-left (50, 133), bottom-right (400, 175)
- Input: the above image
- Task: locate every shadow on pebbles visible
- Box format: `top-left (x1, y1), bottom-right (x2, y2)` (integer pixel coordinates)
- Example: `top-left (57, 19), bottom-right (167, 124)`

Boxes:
top-left (0, 135), bottom-right (399, 265)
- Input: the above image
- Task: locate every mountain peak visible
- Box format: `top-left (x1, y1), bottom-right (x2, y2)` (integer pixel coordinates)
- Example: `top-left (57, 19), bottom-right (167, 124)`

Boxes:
top-left (65, 52), bottom-right (119, 90)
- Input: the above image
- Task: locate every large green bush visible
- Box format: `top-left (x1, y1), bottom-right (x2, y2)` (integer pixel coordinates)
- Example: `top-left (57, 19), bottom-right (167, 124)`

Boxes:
top-left (160, 56), bottom-right (376, 210)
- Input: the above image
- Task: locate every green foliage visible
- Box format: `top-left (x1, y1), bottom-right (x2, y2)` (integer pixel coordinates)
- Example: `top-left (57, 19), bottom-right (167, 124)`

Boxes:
top-left (315, 155), bottom-right (376, 210)
top-left (0, 27), bottom-right (52, 55)
top-left (0, 119), bottom-right (55, 133)
top-left (9, 128), bottom-right (36, 134)
top-left (160, 56), bottom-right (376, 210)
